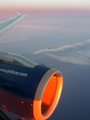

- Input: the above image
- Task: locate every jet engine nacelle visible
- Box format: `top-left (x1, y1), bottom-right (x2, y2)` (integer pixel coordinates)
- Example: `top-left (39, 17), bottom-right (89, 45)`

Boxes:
top-left (0, 51), bottom-right (63, 120)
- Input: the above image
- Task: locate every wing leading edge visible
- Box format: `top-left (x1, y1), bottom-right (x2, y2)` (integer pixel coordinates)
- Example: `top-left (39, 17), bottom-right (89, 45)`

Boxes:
top-left (0, 12), bottom-right (25, 37)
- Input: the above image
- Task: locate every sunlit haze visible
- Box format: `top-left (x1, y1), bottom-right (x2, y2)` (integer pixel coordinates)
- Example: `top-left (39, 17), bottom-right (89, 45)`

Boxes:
top-left (0, 0), bottom-right (90, 10)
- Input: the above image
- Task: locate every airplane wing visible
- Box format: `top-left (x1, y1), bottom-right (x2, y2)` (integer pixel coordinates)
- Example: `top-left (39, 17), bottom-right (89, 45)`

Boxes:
top-left (0, 12), bottom-right (25, 37)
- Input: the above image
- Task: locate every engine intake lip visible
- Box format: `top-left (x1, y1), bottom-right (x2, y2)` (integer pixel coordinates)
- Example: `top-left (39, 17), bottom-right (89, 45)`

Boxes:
top-left (33, 68), bottom-right (63, 120)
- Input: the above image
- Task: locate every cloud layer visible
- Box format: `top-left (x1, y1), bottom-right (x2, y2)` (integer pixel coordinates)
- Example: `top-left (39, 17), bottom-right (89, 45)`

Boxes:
top-left (33, 39), bottom-right (90, 66)
top-left (33, 39), bottom-right (90, 54)
top-left (46, 52), bottom-right (90, 65)
top-left (15, 24), bottom-right (58, 31)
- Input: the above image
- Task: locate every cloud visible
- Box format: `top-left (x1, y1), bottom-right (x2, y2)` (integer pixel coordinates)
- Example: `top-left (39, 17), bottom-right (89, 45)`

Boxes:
top-left (33, 39), bottom-right (90, 54)
top-left (45, 52), bottom-right (90, 66)
top-left (75, 50), bottom-right (90, 57)
top-left (16, 24), bottom-right (90, 33)
top-left (15, 24), bottom-right (59, 31)
top-left (32, 38), bottom-right (90, 66)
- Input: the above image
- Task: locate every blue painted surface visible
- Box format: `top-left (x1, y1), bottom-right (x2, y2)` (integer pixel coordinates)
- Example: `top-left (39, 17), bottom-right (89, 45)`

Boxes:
top-left (0, 63), bottom-right (50, 100)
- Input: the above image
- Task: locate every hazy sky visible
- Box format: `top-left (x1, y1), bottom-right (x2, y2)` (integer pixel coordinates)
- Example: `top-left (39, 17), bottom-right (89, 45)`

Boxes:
top-left (0, 0), bottom-right (90, 55)
top-left (0, 0), bottom-right (90, 10)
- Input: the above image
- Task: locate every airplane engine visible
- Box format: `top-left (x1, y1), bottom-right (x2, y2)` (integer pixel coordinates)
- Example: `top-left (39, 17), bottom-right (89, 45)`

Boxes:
top-left (0, 51), bottom-right (63, 120)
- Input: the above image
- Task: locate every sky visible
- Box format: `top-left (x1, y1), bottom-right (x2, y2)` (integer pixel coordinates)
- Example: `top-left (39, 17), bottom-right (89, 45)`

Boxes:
top-left (0, 0), bottom-right (90, 51)
top-left (0, 0), bottom-right (90, 18)
top-left (0, 0), bottom-right (90, 8)
top-left (0, 0), bottom-right (90, 11)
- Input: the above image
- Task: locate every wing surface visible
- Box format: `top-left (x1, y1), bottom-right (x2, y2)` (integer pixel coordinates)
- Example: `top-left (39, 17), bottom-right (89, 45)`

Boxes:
top-left (0, 12), bottom-right (25, 36)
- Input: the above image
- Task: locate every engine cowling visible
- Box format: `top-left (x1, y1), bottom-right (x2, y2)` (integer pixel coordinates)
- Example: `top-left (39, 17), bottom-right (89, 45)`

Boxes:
top-left (0, 51), bottom-right (63, 120)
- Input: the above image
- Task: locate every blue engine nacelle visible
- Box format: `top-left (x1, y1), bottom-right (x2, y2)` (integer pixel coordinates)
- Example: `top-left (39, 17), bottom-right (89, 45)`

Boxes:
top-left (0, 51), bottom-right (63, 120)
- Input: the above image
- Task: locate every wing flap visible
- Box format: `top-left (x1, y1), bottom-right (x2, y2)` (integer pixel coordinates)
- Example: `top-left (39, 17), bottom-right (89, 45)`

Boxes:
top-left (0, 13), bottom-right (25, 36)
